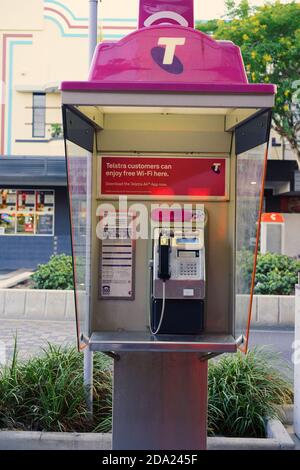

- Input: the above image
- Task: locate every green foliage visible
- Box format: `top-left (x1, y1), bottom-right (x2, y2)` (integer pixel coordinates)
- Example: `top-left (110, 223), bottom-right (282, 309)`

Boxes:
top-left (225, 0), bottom-right (253, 19)
top-left (31, 254), bottom-right (74, 290)
top-left (238, 251), bottom-right (300, 295)
top-left (0, 344), bottom-right (112, 433)
top-left (208, 348), bottom-right (293, 437)
top-left (0, 345), bottom-right (292, 438)
top-left (50, 123), bottom-right (62, 138)
top-left (255, 252), bottom-right (300, 295)
top-left (197, 1), bottom-right (300, 161)
top-left (196, 19), bottom-right (218, 36)
top-left (236, 249), bottom-right (255, 295)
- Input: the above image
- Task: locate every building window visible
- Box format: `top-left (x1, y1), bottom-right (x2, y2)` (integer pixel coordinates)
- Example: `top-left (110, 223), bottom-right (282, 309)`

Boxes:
top-left (0, 189), bottom-right (55, 236)
top-left (32, 93), bottom-right (46, 138)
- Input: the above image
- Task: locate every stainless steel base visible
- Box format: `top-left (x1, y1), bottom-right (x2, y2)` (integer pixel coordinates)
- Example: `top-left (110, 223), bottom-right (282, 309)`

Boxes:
top-left (89, 331), bottom-right (238, 353)
top-left (112, 352), bottom-right (208, 450)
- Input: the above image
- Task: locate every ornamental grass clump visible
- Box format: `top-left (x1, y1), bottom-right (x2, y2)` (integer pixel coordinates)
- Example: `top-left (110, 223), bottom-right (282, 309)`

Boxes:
top-left (0, 343), bottom-right (112, 433)
top-left (0, 344), bottom-right (292, 437)
top-left (208, 348), bottom-right (293, 438)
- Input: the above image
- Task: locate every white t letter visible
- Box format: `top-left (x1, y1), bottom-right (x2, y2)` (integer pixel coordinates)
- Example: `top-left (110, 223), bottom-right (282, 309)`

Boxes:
top-left (158, 37), bottom-right (186, 64)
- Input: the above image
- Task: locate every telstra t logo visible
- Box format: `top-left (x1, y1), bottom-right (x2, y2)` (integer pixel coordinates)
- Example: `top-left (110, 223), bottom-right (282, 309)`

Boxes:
top-left (212, 163), bottom-right (221, 174)
top-left (151, 37), bottom-right (186, 74)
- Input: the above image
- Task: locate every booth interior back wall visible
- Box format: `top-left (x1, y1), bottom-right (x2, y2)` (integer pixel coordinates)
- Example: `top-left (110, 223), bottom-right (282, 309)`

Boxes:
top-left (97, 113), bottom-right (232, 154)
top-left (91, 199), bottom-right (232, 335)
top-left (88, 111), bottom-right (235, 336)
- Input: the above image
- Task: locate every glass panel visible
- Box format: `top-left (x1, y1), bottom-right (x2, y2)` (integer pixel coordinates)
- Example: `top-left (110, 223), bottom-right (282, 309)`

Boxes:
top-left (36, 190), bottom-right (55, 235)
top-left (235, 142), bottom-right (268, 342)
top-left (36, 214), bottom-right (54, 235)
top-left (65, 140), bottom-right (93, 348)
top-left (0, 189), bottom-right (54, 236)
top-left (0, 213), bottom-right (16, 234)
top-left (16, 213), bottom-right (35, 234)
top-left (0, 189), bottom-right (16, 234)
top-left (1, 189), bottom-right (17, 210)
top-left (17, 190), bottom-right (35, 211)
top-left (36, 190), bottom-right (55, 212)
top-left (33, 93), bottom-right (46, 138)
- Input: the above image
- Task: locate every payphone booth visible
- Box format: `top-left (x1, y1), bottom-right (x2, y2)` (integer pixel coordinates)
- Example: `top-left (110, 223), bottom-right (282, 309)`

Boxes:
top-left (61, 3), bottom-right (275, 450)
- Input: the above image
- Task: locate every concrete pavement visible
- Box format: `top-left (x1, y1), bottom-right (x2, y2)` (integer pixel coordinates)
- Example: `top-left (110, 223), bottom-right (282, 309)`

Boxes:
top-left (248, 328), bottom-right (295, 363)
top-left (0, 318), bottom-right (295, 366)
top-left (0, 319), bottom-right (76, 364)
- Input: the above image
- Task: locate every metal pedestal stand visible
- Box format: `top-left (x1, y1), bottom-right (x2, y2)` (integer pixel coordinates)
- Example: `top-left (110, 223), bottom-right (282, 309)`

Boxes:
top-left (112, 352), bottom-right (208, 450)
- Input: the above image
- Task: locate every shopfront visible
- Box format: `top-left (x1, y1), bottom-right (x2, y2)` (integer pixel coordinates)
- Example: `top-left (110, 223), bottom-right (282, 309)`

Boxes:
top-left (0, 156), bottom-right (71, 273)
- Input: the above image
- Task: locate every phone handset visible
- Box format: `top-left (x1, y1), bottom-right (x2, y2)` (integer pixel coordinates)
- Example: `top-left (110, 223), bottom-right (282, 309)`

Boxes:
top-left (150, 232), bottom-right (171, 335)
top-left (158, 233), bottom-right (171, 281)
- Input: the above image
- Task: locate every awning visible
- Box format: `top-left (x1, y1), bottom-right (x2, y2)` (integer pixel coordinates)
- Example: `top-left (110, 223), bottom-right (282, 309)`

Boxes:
top-left (0, 156), bottom-right (67, 186)
top-left (265, 160), bottom-right (300, 196)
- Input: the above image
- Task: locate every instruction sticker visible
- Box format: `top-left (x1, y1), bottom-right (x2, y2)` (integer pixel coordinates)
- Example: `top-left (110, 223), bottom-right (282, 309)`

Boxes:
top-left (99, 213), bottom-right (135, 300)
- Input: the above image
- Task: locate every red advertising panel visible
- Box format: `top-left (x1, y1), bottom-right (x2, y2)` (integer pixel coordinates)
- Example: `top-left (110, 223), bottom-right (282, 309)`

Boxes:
top-left (100, 156), bottom-right (227, 199)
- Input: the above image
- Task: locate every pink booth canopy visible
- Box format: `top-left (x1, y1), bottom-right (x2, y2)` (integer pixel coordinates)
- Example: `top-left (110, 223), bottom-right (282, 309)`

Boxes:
top-left (61, 25), bottom-right (276, 96)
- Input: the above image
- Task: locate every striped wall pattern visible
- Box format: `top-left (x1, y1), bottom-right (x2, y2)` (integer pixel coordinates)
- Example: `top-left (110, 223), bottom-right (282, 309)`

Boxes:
top-left (44, 0), bottom-right (137, 39)
top-left (0, 0), bottom-right (140, 155)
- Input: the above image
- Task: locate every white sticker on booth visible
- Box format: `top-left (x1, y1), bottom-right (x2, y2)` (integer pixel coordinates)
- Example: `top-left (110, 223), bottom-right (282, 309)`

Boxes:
top-left (100, 239), bottom-right (134, 299)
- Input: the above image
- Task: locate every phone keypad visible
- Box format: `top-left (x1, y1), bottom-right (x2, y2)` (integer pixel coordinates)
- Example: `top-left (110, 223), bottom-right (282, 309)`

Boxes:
top-left (179, 262), bottom-right (198, 277)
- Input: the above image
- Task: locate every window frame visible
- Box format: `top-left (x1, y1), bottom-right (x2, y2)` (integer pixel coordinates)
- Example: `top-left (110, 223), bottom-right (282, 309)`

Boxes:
top-left (0, 188), bottom-right (55, 236)
top-left (32, 92), bottom-right (46, 138)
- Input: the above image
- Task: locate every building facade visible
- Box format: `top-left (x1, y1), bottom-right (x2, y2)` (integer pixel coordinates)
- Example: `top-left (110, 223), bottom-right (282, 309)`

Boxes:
top-left (0, 0), bottom-right (299, 273)
top-left (0, 0), bottom-right (144, 272)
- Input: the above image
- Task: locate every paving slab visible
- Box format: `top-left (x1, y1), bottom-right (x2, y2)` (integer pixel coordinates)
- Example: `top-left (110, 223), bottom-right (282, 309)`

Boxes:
top-left (0, 319), bottom-right (76, 363)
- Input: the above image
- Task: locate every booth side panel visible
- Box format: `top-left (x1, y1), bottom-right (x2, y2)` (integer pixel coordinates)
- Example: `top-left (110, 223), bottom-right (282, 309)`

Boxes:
top-left (229, 137), bottom-right (237, 337)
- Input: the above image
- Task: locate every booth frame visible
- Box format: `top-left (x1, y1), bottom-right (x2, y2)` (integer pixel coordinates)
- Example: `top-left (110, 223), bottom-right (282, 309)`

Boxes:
top-left (62, 95), bottom-right (273, 356)
top-left (62, 19), bottom-right (275, 449)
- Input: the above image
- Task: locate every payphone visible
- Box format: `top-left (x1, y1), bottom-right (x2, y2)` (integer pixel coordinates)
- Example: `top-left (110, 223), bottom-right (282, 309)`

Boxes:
top-left (151, 227), bottom-right (205, 335)
top-left (62, 0), bottom-right (276, 450)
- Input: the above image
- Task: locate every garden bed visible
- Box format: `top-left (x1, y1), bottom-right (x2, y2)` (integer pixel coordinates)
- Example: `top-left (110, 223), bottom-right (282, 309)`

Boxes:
top-left (0, 416), bottom-right (294, 450)
top-left (0, 345), bottom-right (294, 448)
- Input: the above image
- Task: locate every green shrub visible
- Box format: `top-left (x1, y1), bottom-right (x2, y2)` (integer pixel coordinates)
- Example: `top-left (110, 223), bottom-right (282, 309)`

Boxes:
top-left (31, 254), bottom-right (74, 290)
top-left (208, 348), bottom-right (293, 438)
top-left (33, 252), bottom-right (300, 294)
top-left (0, 344), bottom-right (112, 433)
top-left (255, 253), bottom-right (300, 295)
top-left (237, 251), bottom-right (300, 295)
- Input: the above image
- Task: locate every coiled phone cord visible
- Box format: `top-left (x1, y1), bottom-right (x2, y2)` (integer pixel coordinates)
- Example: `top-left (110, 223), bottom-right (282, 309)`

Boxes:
top-left (149, 280), bottom-right (166, 335)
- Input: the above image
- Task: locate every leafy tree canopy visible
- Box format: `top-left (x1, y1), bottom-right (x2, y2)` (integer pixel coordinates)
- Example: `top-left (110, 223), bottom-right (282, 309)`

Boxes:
top-left (197, 1), bottom-right (300, 163)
